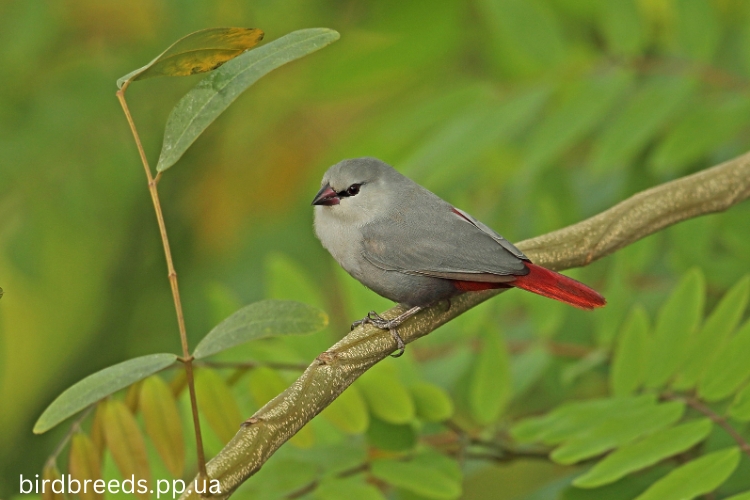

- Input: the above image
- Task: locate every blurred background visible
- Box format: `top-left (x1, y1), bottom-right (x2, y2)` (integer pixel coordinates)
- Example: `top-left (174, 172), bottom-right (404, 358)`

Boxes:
top-left (2, 0), bottom-right (750, 498)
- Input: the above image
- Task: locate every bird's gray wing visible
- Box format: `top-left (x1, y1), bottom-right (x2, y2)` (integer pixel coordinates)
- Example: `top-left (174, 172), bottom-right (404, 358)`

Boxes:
top-left (361, 201), bottom-right (529, 283)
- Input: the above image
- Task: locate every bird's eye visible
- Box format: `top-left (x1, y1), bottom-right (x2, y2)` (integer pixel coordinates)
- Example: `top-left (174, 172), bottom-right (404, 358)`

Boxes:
top-left (346, 184), bottom-right (361, 196)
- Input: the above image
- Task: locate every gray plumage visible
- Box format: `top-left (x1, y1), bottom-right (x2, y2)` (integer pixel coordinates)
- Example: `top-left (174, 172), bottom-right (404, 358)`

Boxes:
top-left (313, 157), bottom-right (529, 307)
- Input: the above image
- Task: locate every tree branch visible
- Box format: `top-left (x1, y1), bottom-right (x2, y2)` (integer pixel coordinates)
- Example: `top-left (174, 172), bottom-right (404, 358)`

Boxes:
top-left (180, 151), bottom-right (750, 499)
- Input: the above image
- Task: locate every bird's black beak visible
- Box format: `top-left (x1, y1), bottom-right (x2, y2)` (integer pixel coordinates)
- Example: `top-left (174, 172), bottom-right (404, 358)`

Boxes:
top-left (311, 183), bottom-right (340, 206)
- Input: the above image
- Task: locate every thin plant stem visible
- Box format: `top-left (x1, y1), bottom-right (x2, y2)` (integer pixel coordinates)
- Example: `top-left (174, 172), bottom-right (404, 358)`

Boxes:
top-left (195, 360), bottom-right (310, 371)
top-left (47, 405), bottom-right (95, 465)
top-left (115, 85), bottom-right (207, 480)
top-left (665, 393), bottom-right (750, 458)
top-left (285, 463), bottom-right (370, 499)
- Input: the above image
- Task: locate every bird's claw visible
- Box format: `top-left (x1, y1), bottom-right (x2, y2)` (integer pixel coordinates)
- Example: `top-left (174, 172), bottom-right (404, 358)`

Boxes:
top-left (389, 328), bottom-right (405, 358)
top-left (365, 310), bottom-right (396, 329)
top-left (352, 311), bottom-right (406, 357)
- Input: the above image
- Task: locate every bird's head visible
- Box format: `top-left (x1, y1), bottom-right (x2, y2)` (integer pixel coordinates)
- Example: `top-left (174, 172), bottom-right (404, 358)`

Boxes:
top-left (312, 157), bottom-right (403, 224)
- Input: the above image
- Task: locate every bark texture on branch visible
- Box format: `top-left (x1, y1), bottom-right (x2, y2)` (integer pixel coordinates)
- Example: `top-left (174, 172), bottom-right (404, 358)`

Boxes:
top-left (181, 151), bottom-right (750, 499)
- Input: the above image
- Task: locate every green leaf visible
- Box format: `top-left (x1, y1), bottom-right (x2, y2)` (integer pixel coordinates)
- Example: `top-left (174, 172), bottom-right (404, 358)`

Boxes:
top-left (469, 331), bottom-right (512, 424)
top-left (366, 417), bottom-right (417, 452)
top-left (358, 364), bottom-right (415, 425)
top-left (248, 366), bottom-right (314, 448)
top-left (139, 376), bottom-right (184, 477)
top-left (525, 71), bottom-right (632, 169)
top-left (511, 395), bottom-right (657, 444)
top-left (116, 27), bottom-right (264, 89)
top-left (698, 319), bottom-right (750, 401)
top-left (321, 384), bottom-right (369, 434)
top-left (371, 452), bottom-right (462, 500)
top-left (195, 368), bottom-right (243, 444)
top-left (33, 353), bottom-right (177, 434)
top-left (314, 476), bottom-right (386, 500)
top-left (644, 268), bottom-right (705, 389)
top-left (574, 418), bottom-right (713, 488)
top-left (611, 305), bottom-right (651, 396)
top-left (155, 28), bottom-right (339, 172)
top-left (634, 447), bottom-right (740, 500)
top-left (676, 0), bottom-right (721, 62)
top-left (675, 275), bottom-right (750, 390)
top-left (599, 0), bottom-right (645, 56)
top-left (550, 400), bottom-right (685, 464)
top-left (410, 381), bottom-right (454, 422)
top-left (728, 383), bottom-right (750, 421)
top-left (590, 76), bottom-right (695, 173)
top-left (193, 299), bottom-right (328, 359)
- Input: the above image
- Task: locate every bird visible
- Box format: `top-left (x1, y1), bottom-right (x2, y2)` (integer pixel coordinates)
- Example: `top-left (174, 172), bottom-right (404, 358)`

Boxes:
top-left (312, 157), bottom-right (605, 356)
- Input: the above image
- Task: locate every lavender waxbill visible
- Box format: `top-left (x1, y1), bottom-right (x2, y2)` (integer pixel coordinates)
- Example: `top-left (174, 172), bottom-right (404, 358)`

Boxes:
top-left (312, 158), bottom-right (605, 356)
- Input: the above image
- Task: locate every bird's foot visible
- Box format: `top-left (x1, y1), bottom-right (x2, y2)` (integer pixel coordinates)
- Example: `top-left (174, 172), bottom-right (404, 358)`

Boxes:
top-left (388, 328), bottom-right (406, 358)
top-left (351, 311), bottom-right (406, 357)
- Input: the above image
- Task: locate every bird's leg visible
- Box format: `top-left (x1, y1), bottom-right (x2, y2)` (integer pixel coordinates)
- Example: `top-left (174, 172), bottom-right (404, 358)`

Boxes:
top-left (350, 306), bottom-right (423, 358)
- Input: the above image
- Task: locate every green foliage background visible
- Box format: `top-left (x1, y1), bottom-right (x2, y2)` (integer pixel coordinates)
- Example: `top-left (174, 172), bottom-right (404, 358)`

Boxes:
top-left (2, 0), bottom-right (750, 498)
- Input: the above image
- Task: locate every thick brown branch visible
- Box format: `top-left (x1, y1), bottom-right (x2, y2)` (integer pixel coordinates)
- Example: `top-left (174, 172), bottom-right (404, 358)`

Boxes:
top-left (180, 151), bottom-right (750, 499)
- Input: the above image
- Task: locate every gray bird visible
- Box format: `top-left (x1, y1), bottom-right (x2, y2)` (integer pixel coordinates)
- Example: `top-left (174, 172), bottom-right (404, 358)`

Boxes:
top-left (312, 157), bottom-right (605, 356)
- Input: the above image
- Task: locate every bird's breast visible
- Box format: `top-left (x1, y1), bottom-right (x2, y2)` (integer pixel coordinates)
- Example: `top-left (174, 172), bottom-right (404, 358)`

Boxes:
top-left (314, 207), bottom-right (366, 276)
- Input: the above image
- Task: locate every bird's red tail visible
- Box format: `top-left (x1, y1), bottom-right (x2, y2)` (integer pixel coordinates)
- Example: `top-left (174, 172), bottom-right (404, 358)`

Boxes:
top-left (512, 262), bottom-right (606, 310)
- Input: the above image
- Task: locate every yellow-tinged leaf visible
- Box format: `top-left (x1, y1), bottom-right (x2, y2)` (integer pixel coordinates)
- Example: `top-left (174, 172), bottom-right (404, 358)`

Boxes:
top-left (170, 370), bottom-right (187, 397)
top-left (321, 383), bottom-right (369, 434)
top-left (117, 28), bottom-right (265, 88)
top-left (248, 366), bottom-right (314, 448)
top-left (68, 433), bottom-right (103, 500)
top-left (42, 462), bottom-right (66, 500)
top-left (154, 28), bottom-right (339, 173)
top-left (101, 400), bottom-right (151, 499)
top-left (195, 368), bottom-right (244, 444)
top-left (139, 376), bottom-right (184, 477)
top-left (89, 403), bottom-right (106, 461)
top-left (124, 380), bottom-right (142, 413)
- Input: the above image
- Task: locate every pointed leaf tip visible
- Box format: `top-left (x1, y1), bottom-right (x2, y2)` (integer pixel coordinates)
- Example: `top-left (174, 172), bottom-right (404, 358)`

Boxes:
top-left (633, 447), bottom-right (740, 500)
top-left (116, 27), bottom-right (265, 89)
top-left (33, 353), bottom-right (178, 434)
top-left (193, 299), bottom-right (328, 359)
